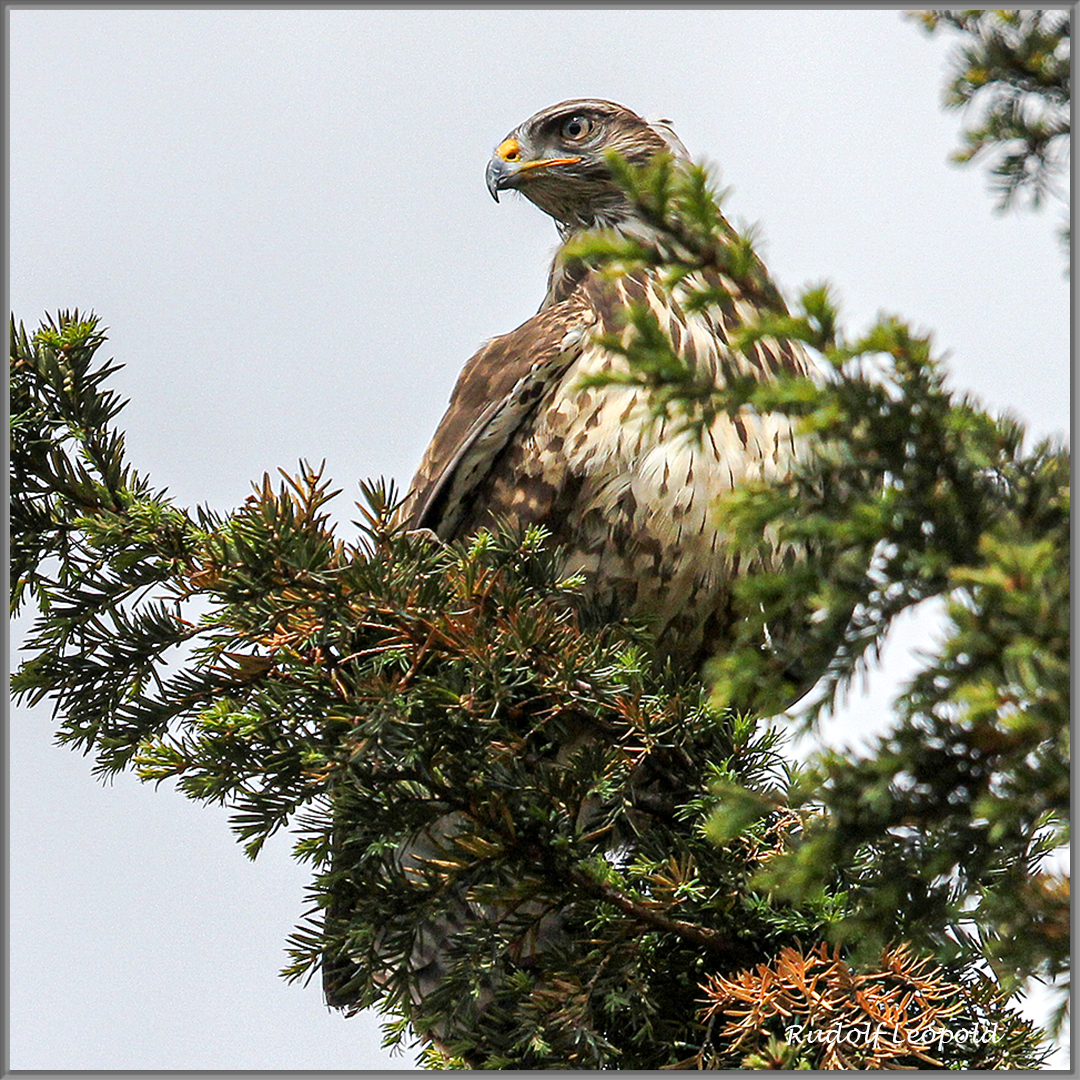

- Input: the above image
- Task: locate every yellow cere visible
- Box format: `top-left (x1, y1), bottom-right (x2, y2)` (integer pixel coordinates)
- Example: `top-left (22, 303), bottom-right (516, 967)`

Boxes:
top-left (496, 137), bottom-right (521, 162)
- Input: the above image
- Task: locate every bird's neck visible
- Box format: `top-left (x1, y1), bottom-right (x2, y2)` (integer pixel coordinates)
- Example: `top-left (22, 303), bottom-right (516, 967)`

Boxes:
top-left (541, 213), bottom-right (673, 310)
top-left (553, 197), bottom-right (640, 240)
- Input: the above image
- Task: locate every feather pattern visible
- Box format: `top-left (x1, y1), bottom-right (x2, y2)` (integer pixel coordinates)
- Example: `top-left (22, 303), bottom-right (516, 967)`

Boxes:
top-left (329, 98), bottom-right (820, 1035)
top-left (403, 257), bottom-right (812, 667)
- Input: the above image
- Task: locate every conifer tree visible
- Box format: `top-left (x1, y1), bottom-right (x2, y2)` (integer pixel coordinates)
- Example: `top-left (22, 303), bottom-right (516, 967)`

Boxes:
top-left (910, 8), bottom-right (1070, 250)
top-left (10, 168), bottom-right (1065, 1067)
top-left (11, 13), bottom-right (1068, 1067)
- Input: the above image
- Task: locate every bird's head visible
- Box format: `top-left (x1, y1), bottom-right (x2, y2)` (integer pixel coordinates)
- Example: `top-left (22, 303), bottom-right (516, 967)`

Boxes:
top-left (485, 99), bottom-right (690, 236)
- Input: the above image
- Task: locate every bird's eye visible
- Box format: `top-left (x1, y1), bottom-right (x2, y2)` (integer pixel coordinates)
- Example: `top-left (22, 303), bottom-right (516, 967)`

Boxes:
top-left (560, 116), bottom-right (593, 141)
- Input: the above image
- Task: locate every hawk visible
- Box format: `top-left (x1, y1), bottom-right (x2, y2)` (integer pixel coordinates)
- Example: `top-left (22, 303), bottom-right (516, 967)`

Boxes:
top-left (325, 101), bottom-right (818, 1043)
top-left (401, 99), bottom-right (813, 671)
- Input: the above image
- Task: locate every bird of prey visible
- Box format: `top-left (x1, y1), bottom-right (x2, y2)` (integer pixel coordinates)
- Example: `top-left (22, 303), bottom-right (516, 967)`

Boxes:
top-left (401, 98), bottom-right (813, 671)
top-left (325, 100), bottom-right (817, 1040)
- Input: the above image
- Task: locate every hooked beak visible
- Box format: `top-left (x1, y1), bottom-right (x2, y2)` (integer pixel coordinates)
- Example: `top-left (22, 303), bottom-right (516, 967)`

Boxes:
top-left (485, 154), bottom-right (512, 202)
top-left (485, 136), bottom-right (582, 202)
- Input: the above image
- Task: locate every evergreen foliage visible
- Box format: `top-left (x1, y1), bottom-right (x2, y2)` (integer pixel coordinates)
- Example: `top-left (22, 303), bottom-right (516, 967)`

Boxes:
top-left (9, 65), bottom-right (1068, 1066)
top-left (10, 216), bottom-right (1065, 1069)
top-left (568, 150), bottom-right (1069, 1036)
top-left (910, 9), bottom-right (1070, 248)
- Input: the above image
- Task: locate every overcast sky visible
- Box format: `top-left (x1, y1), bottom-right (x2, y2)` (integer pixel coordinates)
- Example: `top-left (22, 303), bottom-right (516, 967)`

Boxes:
top-left (9, 7), bottom-right (1070, 1073)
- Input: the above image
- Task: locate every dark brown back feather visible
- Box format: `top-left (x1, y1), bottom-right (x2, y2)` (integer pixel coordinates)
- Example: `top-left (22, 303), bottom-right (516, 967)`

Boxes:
top-left (402, 287), bottom-right (595, 535)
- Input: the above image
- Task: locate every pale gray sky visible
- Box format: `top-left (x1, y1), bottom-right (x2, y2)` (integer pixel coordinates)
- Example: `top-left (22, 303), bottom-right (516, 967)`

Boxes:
top-left (9, 7), bottom-right (1069, 1072)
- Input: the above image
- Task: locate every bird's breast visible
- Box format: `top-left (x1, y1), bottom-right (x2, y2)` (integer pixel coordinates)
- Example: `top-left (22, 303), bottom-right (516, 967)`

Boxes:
top-left (516, 299), bottom-right (808, 664)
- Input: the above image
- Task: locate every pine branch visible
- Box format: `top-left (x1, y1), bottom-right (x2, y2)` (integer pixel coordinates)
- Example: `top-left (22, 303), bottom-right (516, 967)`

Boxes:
top-left (910, 9), bottom-right (1070, 223)
top-left (563, 151), bottom-right (1070, 1035)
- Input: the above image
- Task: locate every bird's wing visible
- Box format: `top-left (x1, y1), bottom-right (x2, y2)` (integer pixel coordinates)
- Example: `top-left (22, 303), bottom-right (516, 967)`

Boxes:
top-left (404, 289), bottom-right (597, 536)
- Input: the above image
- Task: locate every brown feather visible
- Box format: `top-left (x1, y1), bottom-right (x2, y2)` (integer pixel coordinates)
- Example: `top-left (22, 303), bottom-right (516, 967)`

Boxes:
top-left (403, 99), bottom-right (815, 671)
top-left (404, 258), bottom-right (812, 668)
top-left (329, 98), bottom-right (821, 1037)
